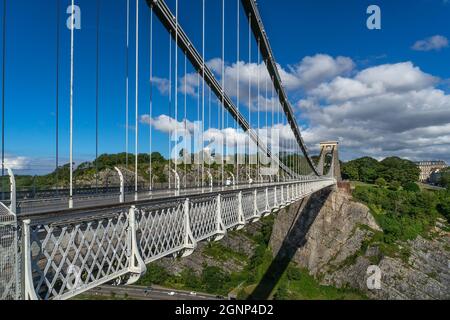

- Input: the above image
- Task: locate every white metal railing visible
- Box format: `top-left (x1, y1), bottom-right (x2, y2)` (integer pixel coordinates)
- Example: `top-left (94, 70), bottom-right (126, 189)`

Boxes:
top-left (0, 202), bottom-right (20, 300)
top-left (11, 178), bottom-right (336, 300)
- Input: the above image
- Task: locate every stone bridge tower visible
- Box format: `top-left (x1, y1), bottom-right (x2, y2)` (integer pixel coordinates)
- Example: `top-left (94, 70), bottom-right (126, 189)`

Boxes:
top-left (317, 141), bottom-right (341, 181)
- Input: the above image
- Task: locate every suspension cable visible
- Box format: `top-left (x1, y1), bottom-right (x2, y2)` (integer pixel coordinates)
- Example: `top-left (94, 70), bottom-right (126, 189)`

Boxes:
top-left (221, 0), bottom-right (225, 186)
top-left (149, 3), bottom-right (153, 191)
top-left (55, 0), bottom-right (60, 191)
top-left (125, 0), bottom-right (129, 168)
top-left (197, 71), bottom-right (200, 187)
top-left (168, 30), bottom-right (172, 189)
top-left (248, 12), bottom-right (251, 183)
top-left (265, 64), bottom-right (268, 160)
top-left (236, 0), bottom-right (240, 185)
top-left (271, 76), bottom-right (274, 154)
top-left (0, 0), bottom-right (6, 200)
top-left (209, 85), bottom-right (211, 175)
top-left (135, 0), bottom-right (139, 200)
top-left (184, 51), bottom-right (187, 188)
top-left (257, 37), bottom-right (260, 182)
top-left (175, 0), bottom-right (178, 184)
top-left (95, 0), bottom-right (100, 192)
top-left (69, 0), bottom-right (75, 208)
top-left (201, 0), bottom-right (205, 188)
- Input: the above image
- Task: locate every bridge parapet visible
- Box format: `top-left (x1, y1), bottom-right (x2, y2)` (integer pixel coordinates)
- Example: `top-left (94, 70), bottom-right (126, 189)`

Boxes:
top-left (5, 179), bottom-right (335, 300)
top-left (0, 202), bottom-right (20, 300)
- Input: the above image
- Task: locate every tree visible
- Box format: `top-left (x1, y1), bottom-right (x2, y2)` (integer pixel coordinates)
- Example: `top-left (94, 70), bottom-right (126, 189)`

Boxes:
top-left (287, 266), bottom-right (302, 281)
top-left (437, 198), bottom-right (450, 222)
top-left (439, 167), bottom-right (450, 188)
top-left (389, 181), bottom-right (401, 191)
top-left (403, 182), bottom-right (420, 193)
top-left (379, 157), bottom-right (420, 185)
top-left (375, 178), bottom-right (387, 188)
top-left (342, 156), bottom-right (420, 185)
top-left (342, 157), bottom-right (379, 183)
top-left (201, 266), bottom-right (229, 294)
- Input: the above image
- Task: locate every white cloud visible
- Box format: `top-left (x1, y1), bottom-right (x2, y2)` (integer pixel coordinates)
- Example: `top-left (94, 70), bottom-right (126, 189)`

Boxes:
top-left (4, 155), bottom-right (30, 171)
top-left (311, 62), bottom-right (438, 102)
top-left (412, 35), bottom-right (449, 51)
top-left (297, 60), bottom-right (450, 163)
top-left (140, 114), bottom-right (197, 134)
top-left (141, 113), bottom-right (298, 154)
top-left (149, 53), bottom-right (450, 163)
top-left (157, 54), bottom-right (355, 111)
top-left (283, 54), bottom-right (355, 90)
top-left (151, 76), bottom-right (170, 95)
top-left (355, 62), bottom-right (437, 92)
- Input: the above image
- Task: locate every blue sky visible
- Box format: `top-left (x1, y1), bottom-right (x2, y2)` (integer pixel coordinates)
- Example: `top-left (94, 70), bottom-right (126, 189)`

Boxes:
top-left (2, 0), bottom-right (450, 174)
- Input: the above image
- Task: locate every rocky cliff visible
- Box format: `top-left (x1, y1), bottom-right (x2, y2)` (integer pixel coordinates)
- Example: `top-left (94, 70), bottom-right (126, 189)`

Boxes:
top-left (269, 187), bottom-right (450, 300)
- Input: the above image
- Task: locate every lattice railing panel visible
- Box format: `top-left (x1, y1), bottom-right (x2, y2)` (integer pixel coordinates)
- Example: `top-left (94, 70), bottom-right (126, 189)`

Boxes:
top-left (0, 203), bottom-right (19, 300)
top-left (268, 188), bottom-right (276, 208)
top-left (137, 202), bottom-right (185, 263)
top-left (242, 192), bottom-right (255, 221)
top-left (221, 194), bottom-right (239, 229)
top-left (256, 190), bottom-right (267, 214)
top-left (189, 197), bottom-right (218, 242)
top-left (29, 210), bottom-right (130, 300)
top-left (277, 188), bottom-right (283, 205)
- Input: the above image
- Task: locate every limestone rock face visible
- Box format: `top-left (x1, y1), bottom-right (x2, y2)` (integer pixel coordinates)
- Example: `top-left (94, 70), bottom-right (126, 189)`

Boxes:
top-left (270, 188), bottom-right (450, 300)
top-left (322, 235), bottom-right (450, 300)
top-left (269, 188), bottom-right (380, 275)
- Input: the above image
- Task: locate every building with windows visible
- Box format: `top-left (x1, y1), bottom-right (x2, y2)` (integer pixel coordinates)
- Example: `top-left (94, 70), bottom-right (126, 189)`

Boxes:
top-left (415, 161), bottom-right (447, 182)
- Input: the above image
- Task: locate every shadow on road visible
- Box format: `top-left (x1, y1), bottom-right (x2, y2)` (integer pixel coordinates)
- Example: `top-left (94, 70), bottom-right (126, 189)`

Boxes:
top-left (248, 188), bottom-right (332, 300)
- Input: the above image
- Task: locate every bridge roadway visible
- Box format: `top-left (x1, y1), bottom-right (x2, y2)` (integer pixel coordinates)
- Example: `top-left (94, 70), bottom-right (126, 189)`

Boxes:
top-left (17, 180), bottom-right (312, 218)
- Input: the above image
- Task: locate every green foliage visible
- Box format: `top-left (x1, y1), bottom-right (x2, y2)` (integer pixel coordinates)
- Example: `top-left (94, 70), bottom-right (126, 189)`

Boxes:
top-left (342, 156), bottom-right (419, 185)
top-left (273, 265), bottom-right (366, 300)
top-left (201, 266), bottom-right (230, 293)
top-left (342, 157), bottom-right (379, 183)
top-left (439, 167), bottom-right (450, 188)
top-left (203, 242), bottom-right (248, 264)
top-left (403, 182), bottom-right (420, 193)
top-left (375, 177), bottom-right (387, 187)
top-left (378, 157), bottom-right (420, 185)
top-left (137, 264), bottom-right (169, 286)
top-left (353, 185), bottom-right (449, 242)
top-left (436, 194), bottom-right (450, 222)
top-left (286, 265), bottom-right (303, 281)
top-left (389, 181), bottom-right (401, 191)
top-left (4, 152), bottom-right (169, 191)
top-left (180, 268), bottom-right (201, 289)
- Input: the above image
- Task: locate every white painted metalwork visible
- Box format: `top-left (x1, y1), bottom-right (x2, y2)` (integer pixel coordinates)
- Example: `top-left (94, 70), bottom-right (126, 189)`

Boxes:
top-left (0, 202), bottom-right (20, 300)
top-left (137, 201), bottom-right (186, 263)
top-left (5, 166), bottom-right (15, 214)
top-left (242, 191), bottom-right (256, 221)
top-left (114, 167), bottom-right (125, 203)
top-left (7, 179), bottom-right (336, 300)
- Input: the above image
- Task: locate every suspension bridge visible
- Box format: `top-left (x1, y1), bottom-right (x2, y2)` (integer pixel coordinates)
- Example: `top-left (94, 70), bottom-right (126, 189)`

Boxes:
top-left (0, 0), bottom-right (339, 300)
